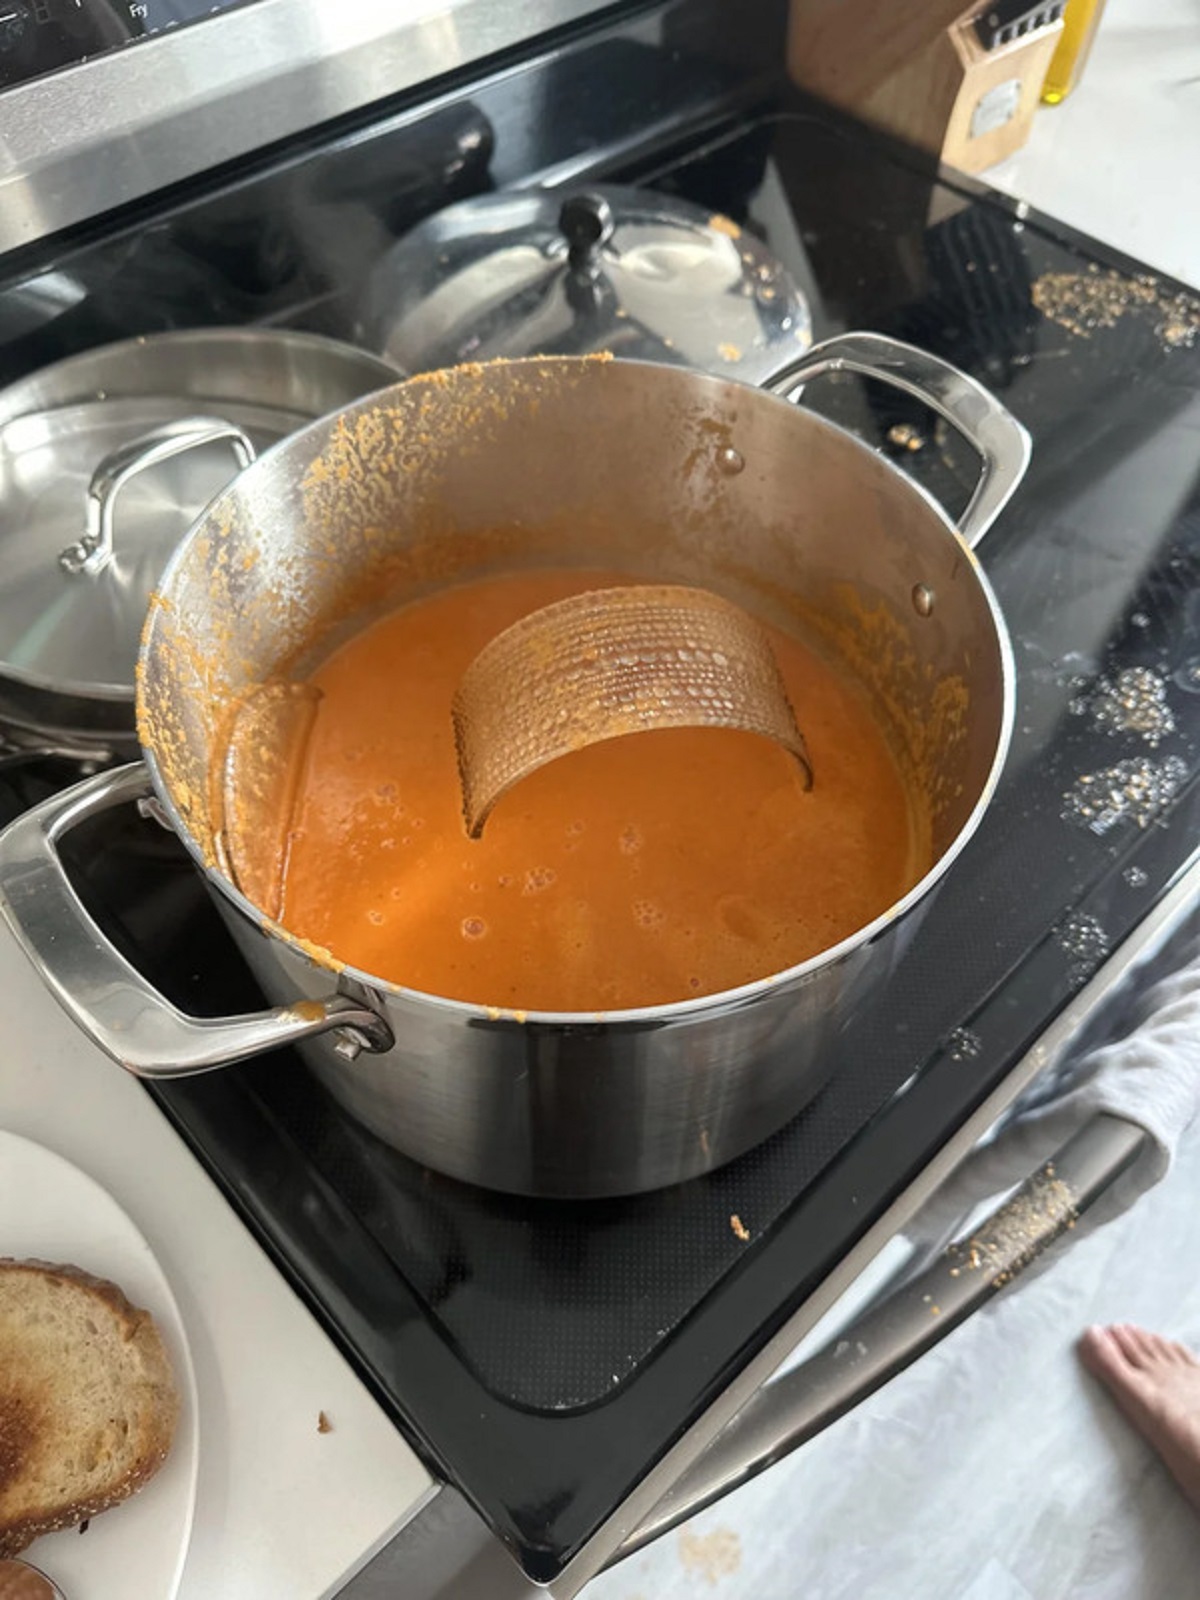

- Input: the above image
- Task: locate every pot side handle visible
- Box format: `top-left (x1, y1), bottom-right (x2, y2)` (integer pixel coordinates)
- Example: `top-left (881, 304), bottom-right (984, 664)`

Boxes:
top-left (0, 762), bottom-right (393, 1079)
top-left (765, 331), bottom-right (1032, 549)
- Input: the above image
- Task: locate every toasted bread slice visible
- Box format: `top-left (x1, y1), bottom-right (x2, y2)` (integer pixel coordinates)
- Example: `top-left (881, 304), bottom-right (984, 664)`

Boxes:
top-left (0, 1259), bottom-right (179, 1558)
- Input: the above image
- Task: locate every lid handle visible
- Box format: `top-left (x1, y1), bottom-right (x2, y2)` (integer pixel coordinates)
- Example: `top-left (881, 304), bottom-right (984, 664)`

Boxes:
top-left (60, 415), bottom-right (257, 578)
top-left (559, 192), bottom-right (615, 278)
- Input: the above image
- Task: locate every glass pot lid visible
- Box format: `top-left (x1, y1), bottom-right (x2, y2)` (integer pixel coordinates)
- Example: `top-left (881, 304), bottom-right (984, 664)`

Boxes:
top-left (361, 185), bottom-right (812, 384)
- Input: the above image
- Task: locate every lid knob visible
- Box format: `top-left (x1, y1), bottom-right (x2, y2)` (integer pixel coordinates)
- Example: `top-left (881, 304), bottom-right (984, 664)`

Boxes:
top-left (559, 192), bottom-right (615, 278)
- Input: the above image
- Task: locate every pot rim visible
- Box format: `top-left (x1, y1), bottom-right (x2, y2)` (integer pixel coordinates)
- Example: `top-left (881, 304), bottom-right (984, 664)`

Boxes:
top-left (140, 357), bottom-right (1017, 1028)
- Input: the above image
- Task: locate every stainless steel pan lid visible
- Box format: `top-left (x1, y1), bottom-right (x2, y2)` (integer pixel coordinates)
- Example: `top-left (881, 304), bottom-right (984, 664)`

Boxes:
top-left (0, 400), bottom-right (264, 701)
top-left (0, 328), bottom-right (400, 748)
top-left (360, 184), bottom-right (812, 383)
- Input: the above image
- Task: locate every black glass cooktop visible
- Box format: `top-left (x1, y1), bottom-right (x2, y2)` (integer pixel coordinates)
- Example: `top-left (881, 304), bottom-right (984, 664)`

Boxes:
top-left (1, 3), bottom-right (1198, 1584)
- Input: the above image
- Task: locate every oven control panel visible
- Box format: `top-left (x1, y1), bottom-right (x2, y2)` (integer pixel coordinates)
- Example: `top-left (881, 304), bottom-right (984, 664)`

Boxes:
top-left (0, 0), bottom-right (253, 89)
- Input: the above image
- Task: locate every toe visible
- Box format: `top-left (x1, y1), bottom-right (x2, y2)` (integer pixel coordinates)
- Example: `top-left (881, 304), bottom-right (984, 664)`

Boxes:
top-left (1114, 1326), bottom-right (1192, 1374)
top-left (1080, 1326), bottom-right (1160, 1400)
top-left (1079, 1324), bottom-right (1130, 1381)
top-left (1080, 1328), bottom-right (1163, 1430)
top-left (1134, 1328), bottom-right (1182, 1369)
top-left (1109, 1324), bottom-right (1151, 1368)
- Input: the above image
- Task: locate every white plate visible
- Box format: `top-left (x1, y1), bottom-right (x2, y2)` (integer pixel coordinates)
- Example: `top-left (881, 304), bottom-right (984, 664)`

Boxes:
top-left (0, 1130), bottom-right (199, 1600)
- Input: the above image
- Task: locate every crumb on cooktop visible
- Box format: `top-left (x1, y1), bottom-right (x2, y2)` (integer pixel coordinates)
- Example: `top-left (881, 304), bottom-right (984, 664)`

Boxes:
top-left (730, 1214), bottom-right (750, 1242)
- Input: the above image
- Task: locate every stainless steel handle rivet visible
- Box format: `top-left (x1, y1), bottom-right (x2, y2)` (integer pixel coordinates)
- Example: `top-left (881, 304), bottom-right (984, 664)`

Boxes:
top-left (136, 794), bottom-right (174, 831)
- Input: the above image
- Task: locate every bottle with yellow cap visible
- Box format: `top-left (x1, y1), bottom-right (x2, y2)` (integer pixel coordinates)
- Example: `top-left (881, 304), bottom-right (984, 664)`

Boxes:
top-left (1042, 0), bottom-right (1108, 103)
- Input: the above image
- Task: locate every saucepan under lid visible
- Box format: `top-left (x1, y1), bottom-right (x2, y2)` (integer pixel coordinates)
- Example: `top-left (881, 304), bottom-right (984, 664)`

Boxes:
top-left (361, 184), bottom-right (812, 383)
top-left (0, 329), bottom-right (401, 733)
top-left (0, 398), bottom-right (269, 701)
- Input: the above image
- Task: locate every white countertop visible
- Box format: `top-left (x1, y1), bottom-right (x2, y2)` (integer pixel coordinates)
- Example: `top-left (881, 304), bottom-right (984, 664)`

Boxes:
top-left (986, 0), bottom-right (1200, 290)
top-left (0, 920), bottom-right (433, 1600)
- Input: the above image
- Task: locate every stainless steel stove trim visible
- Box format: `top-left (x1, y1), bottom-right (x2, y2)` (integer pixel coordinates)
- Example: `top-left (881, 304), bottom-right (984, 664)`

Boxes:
top-left (337, 1484), bottom-right (540, 1600)
top-left (539, 848), bottom-right (1200, 1596)
top-left (618, 1112), bottom-right (1148, 1559)
top-left (0, 0), bottom-right (623, 256)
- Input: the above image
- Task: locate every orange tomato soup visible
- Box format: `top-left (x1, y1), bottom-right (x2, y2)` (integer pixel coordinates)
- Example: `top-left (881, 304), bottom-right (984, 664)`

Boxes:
top-left (268, 569), bottom-right (926, 1010)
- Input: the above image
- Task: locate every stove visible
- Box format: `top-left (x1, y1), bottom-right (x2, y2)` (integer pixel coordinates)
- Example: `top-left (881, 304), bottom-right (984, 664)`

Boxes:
top-left (1, 0), bottom-right (1199, 1591)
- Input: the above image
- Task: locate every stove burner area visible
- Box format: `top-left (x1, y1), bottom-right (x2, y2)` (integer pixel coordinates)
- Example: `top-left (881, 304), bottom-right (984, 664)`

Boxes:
top-left (1, 11), bottom-right (1198, 1581)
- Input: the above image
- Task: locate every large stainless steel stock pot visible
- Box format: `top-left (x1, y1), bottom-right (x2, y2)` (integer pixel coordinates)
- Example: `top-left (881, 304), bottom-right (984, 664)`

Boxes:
top-left (0, 335), bottom-right (1030, 1196)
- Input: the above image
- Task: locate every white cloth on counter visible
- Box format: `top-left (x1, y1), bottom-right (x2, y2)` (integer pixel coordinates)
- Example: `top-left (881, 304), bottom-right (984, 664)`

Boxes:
top-left (583, 925), bottom-right (1200, 1600)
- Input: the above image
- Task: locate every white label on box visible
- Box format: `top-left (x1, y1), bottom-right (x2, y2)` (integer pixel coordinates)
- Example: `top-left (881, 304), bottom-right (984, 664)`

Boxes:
top-left (971, 78), bottom-right (1022, 139)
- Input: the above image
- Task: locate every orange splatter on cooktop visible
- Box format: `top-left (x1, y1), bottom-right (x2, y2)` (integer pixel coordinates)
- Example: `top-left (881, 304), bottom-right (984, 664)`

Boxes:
top-left (268, 569), bottom-right (927, 1011)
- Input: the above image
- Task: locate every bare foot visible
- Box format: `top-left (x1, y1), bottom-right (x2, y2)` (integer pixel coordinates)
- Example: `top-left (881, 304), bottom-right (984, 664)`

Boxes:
top-left (1079, 1324), bottom-right (1200, 1511)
